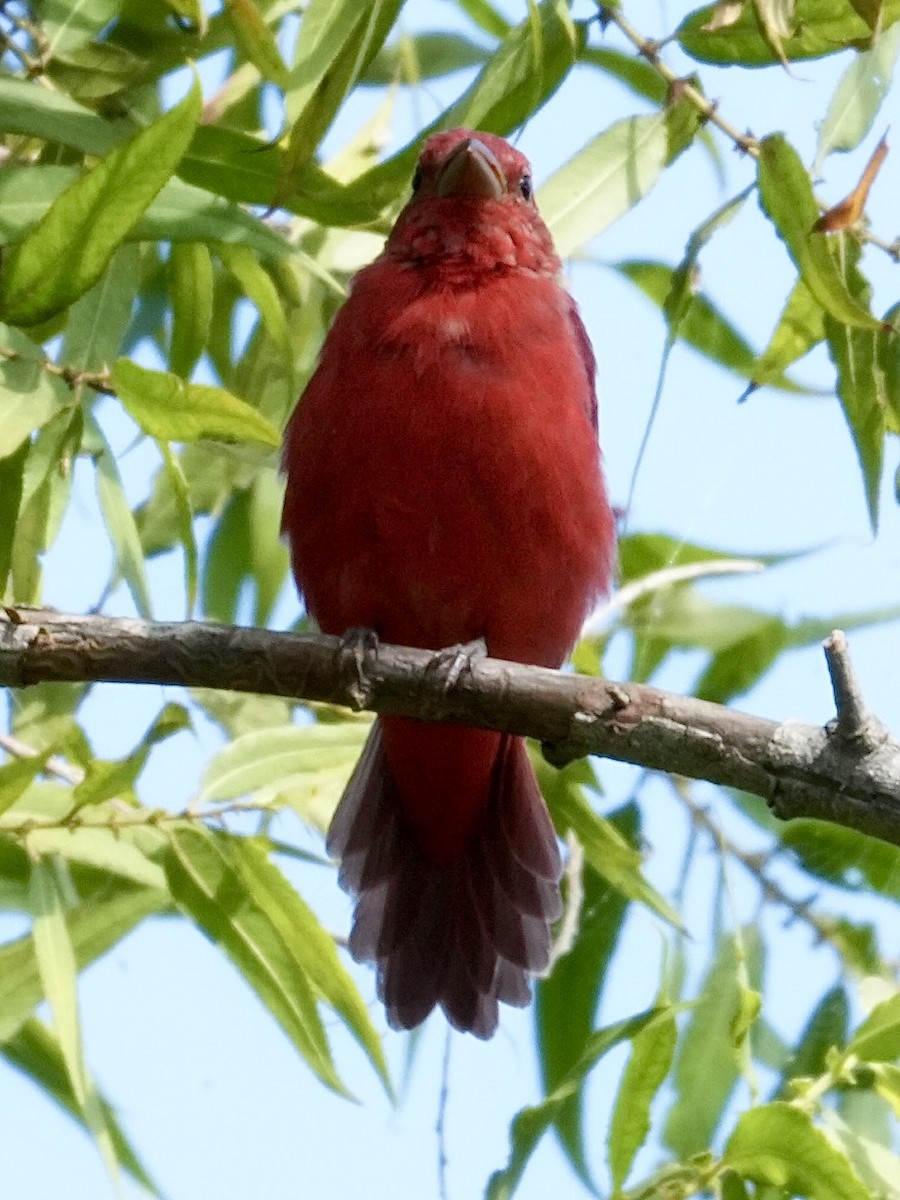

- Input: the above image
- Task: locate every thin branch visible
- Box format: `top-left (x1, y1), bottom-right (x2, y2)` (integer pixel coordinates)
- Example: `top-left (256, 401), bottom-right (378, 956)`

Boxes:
top-left (595, 3), bottom-right (760, 156)
top-left (0, 729), bottom-right (85, 785)
top-left (1, 608), bottom-right (899, 848)
top-left (0, 346), bottom-right (115, 396)
top-left (673, 781), bottom-right (860, 962)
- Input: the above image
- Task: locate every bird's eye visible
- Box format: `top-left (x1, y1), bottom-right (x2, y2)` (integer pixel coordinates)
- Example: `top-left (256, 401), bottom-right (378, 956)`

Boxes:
top-left (519, 174), bottom-right (533, 201)
top-left (411, 167), bottom-right (423, 193)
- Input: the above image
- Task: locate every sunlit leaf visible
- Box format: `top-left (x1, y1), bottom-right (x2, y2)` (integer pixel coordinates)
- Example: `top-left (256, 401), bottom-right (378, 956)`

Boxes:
top-left (758, 134), bottom-right (881, 330)
top-left (665, 929), bottom-right (763, 1156)
top-left (724, 1103), bottom-right (870, 1199)
top-left (164, 825), bottom-right (352, 1095)
top-left (0, 82), bottom-right (201, 325)
top-left (815, 27), bottom-right (899, 165)
top-left (540, 116), bottom-right (669, 257)
top-left (536, 800), bottom-right (638, 1186)
top-left (112, 359), bottom-right (280, 448)
top-left (609, 1007), bottom-right (678, 1192)
top-left (1, 1017), bottom-right (157, 1193)
top-left (487, 1010), bottom-right (667, 1200)
top-left (679, 0), bottom-right (900, 65)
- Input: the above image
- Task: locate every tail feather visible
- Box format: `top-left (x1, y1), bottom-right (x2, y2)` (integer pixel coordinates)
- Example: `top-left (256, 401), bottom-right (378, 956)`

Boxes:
top-left (327, 719), bottom-right (562, 1038)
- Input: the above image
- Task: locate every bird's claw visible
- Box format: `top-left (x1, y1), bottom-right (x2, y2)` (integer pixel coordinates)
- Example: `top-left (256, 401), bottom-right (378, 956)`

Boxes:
top-left (425, 637), bottom-right (488, 695)
top-left (336, 627), bottom-right (379, 711)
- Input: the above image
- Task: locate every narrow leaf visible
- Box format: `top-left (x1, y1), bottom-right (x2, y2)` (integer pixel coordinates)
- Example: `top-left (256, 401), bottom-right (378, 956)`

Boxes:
top-left (168, 242), bottom-right (214, 379)
top-left (724, 1103), bottom-right (870, 1200)
top-left (539, 115), bottom-right (669, 257)
top-left (753, 276), bottom-right (826, 386)
top-left (757, 134), bottom-right (881, 331)
top-left (0, 81), bottom-right (201, 325)
top-left (112, 359), bottom-right (280, 448)
top-left (487, 1010), bottom-right (667, 1200)
top-left (814, 130), bottom-right (890, 231)
top-left (678, 0), bottom-right (900, 65)
top-left (164, 825), bottom-right (348, 1095)
top-left (815, 25), bottom-right (899, 164)
top-left (2, 1017), bottom-right (157, 1194)
top-left (609, 1009), bottom-right (678, 1193)
top-left (92, 419), bottom-right (153, 617)
top-left (823, 235), bottom-right (886, 531)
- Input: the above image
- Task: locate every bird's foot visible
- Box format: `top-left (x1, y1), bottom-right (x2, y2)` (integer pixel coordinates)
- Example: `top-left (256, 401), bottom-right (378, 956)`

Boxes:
top-left (425, 637), bottom-right (488, 695)
top-left (336, 626), bottom-right (379, 711)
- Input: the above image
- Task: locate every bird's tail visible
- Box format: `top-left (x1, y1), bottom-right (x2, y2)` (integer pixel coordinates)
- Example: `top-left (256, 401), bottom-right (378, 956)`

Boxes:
top-left (327, 718), bottom-right (562, 1038)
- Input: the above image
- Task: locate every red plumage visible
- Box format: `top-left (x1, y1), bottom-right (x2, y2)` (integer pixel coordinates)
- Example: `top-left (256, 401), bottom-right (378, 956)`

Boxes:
top-left (282, 129), bottom-right (615, 1037)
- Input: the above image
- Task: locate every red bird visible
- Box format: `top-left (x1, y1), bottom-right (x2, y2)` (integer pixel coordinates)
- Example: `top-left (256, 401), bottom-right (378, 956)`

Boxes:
top-left (282, 129), bottom-right (615, 1038)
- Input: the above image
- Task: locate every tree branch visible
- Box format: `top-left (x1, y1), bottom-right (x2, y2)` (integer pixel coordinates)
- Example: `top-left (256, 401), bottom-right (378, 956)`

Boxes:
top-left (1, 607), bottom-right (899, 848)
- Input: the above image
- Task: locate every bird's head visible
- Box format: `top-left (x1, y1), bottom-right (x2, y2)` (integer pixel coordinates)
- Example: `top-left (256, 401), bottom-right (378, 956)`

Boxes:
top-left (385, 129), bottom-right (560, 278)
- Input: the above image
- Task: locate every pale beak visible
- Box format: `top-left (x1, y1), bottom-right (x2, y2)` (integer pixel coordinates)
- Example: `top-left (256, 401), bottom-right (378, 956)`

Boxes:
top-left (436, 138), bottom-right (506, 201)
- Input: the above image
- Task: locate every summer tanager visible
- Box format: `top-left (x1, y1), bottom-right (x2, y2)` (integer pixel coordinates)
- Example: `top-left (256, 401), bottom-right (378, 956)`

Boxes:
top-left (282, 129), bottom-right (615, 1038)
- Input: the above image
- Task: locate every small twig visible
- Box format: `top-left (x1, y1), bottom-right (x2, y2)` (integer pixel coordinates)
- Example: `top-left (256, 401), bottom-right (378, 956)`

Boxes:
top-left (858, 227), bottom-right (900, 263)
top-left (824, 630), bottom-right (869, 739)
top-left (0, 346), bottom-right (115, 396)
top-left (674, 782), bottom-right (871, 964)
top-left (0, 729), bottom-right (85, 786)
top-left (595, 3), bottom-right (759, 157)
top-left (437, 1029), bottom-right (451, 1200)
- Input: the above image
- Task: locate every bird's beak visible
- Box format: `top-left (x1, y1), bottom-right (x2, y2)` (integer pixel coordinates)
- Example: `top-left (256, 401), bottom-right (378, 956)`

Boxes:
top-left (436, 138), bottom-right (505, 201)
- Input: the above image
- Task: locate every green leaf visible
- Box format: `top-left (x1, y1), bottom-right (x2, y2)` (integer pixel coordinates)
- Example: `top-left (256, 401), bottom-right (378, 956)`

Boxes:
top-left (753, 276), bottom-right (826, 386)
top-left (0, 439), bottom-right (28, 595)
top-left (199, 721), bottom-right (366, 831)
top-left (159, 441), bottom-right (198, 615)
top-left (579, 45), bottom-right (667, 104)
top-left (0, 884), bottom-right (163, 1041)
top-left (362, 31), bottom-right (489, 84)
top-left (0, 81), bottom-right (201, 326)
top-left (342, 0), bottom-right (582, 219)
top-left (280, 0), bottom-right (402, 189)
top-left (539, 115), bottom-right (669, 258)
top-left (847, 993), bottom-right (900, 1062)
top-left (487, 1009), bottom-right (667, 1200)
top-left (615, 260), bottom-right (812, 393)
top-left (112, 358), bottom-right (281, 448)
top-left (0, 323), bottom-right (70, 458)
top-left (609, 1008), bottom-right (678, 1193)
top-left (91, 418), bottom-right (153, 618)
top-left (757, 134), bottom-right (881, 331)
top-left (226, 834), bottom-right (390, 1091)
top-left (1, 1017), bottom-right (157, 1194)
top-left (62, 243), bottom-right (141, 374)
top-left (225, 0), bottom-right (289, 87)
top-left (0, 75), bottom-right (132, 156)
top-left (10, 411), bottom-right (82, 603)
top-left (546, 770), bottom-right (682, 929)
top-left (824, 234), bottom-right (886, 531)
top-left (0, 167), bottom-right (291, 260)
top-left (28, 858), bottom-right (121, 1183)
top-left (815, 23), bottom-right (900, 165)
top-left (776, 986), bottom-right (849, 1098)
top-left (0, 749), bottom-right (55, 818)
top-left (678, 0), bottom-right (900, 65)
top-left (536, 801), bottom-right (638, 1187)
top-left (168, 242), bottom-right (214, 380)
top-left (41, 0), bottom-right (121, 58)
top-left (218, 245), bottom-right (291, 356)
top-left (695, 617), bottom-right (788, 704)
top-left (665, 928), bottom-right (763, 1156)
top-left (164, 825), bottom-right (349, 1095)
top-left (24, 828), bottom-right (167, 891)
top-left (724, 1102), bottom-right (870, 1200)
